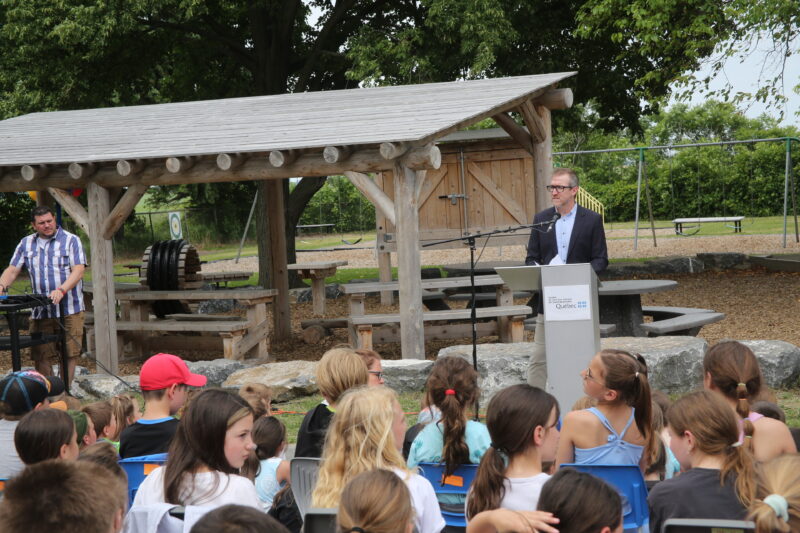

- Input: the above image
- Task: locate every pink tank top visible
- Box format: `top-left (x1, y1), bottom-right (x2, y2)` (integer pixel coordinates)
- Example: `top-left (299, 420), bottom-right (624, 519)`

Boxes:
top-left (737, 411), bottom-right (764, 443)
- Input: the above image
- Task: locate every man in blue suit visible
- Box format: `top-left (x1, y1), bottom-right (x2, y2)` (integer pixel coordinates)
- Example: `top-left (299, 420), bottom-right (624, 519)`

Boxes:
top-left (524, 167), bottom-right (608, 389)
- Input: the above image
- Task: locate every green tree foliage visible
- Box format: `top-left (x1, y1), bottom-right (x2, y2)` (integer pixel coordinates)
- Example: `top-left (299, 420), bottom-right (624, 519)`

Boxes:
top-left (0, 193), bottom-right (35, 264)
top-left (297, 176), bottom-right (375, 232)
top-left (557, 101), bottom-right (800, 221)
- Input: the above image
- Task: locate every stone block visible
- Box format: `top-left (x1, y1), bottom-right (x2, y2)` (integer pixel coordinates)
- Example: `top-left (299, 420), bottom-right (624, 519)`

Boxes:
top-left (223, 361), bottom-right (319, 402)
top-left (739, 340), bottom-right (800, 389)
top-left (382, 359), bottom-right (433, 394)
top-left (186, 359), bottom-right (246, 387)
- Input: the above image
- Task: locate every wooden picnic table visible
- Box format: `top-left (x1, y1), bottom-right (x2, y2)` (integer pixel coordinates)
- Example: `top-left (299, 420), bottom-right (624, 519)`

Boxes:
top-left (288, 261), bottom-right (347, 315)
top-left (85, 287), bottom-right (277, 360)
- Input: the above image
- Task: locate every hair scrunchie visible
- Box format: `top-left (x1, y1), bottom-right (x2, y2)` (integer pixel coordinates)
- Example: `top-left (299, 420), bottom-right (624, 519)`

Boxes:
top-left (349, 528), bottom-right (367, 533)
top-left (763, 494), bottom-right (790, 522)
top-left (445, 389), bottom-right (456, 396)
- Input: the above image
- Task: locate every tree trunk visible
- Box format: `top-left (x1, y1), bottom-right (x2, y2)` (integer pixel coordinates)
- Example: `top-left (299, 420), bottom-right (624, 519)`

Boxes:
top-left (286, 176), bottom-right (327, 287)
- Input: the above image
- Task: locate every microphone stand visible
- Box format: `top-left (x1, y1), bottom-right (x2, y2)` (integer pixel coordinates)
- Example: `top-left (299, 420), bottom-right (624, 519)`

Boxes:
top-left (423, 218), bottom-right (557, 420)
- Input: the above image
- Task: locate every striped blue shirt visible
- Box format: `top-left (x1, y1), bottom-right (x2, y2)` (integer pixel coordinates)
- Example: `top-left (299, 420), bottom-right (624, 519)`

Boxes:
top-left (10, 227), bottom-right (86, 318)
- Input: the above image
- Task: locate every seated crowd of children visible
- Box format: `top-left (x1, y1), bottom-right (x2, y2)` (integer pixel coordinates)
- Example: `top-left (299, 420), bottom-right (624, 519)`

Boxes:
top-left (0, 341), bottom-right (798, 533)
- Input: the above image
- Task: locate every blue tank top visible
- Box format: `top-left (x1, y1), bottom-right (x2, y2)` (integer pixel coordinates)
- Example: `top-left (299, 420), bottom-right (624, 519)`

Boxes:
top-left (573, 407), bottom-right (643, 466)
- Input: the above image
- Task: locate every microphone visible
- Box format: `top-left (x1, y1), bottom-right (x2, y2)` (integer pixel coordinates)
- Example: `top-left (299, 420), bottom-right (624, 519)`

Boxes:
top-left (547, 212), bottom-right (561, 232)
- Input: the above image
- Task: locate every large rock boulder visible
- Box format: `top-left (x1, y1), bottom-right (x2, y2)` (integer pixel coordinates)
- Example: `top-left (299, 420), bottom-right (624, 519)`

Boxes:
top-left (739, 340), bottom-right (800, 388)
top-left (222, 361), bottom-right (319, 402)
top-left (382, 359), bottom-right (433, 394)
top-left (437, 344), bottom-right (529, 404)
top-left (187, 359), bottom-right (246, 387)
top-left (72, 374), bottom-right (139, 400)
top-left (601, 336), bottom-right (708, 393)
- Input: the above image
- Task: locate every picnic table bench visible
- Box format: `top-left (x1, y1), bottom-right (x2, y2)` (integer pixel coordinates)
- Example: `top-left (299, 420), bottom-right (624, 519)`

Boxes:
top-left (288, 261), bottom-right (347, 315)
top-left (90, 288), bottom-right (276, 361)
top-left (341, 275), bottom-right (530, 349)
top-left (673, 216), bottom-right (744, 235)
top-left (640, 305), bottom-right (725, 336)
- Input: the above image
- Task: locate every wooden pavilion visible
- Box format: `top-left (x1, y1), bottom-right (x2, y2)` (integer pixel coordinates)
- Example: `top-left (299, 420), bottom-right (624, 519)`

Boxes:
top-left (0, 72), bottom-right (575, 371)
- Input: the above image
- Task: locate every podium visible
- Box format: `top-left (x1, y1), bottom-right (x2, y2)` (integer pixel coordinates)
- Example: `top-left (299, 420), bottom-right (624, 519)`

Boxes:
top-left (496, 263), bottom-right (600, 410)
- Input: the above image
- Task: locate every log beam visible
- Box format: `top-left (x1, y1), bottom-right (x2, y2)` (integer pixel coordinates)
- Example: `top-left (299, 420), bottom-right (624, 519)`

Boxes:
top-left (323, 145), bottom-right (352, 163)
top-left (518, 100), bottom-right (548, 144)
top-left (47, 188), bottom-right (89, 234)
top-left (401, 144), bottom-right (441, 171)
top-left (492, 113), bottom-right (534, 155)
top-left (116, 159), bottom-right (145, 176)
top-left (532, 88), bottom-right (573, 110)
top-left (21, 165), bottom-right (50, 181)
top-left (216, 153), bottom-right (247, 171)
top-left (102, 184), bottom-right (148, 239)
top-left (268, 150), bottom-right (298, 167)
top-left (380, 142), bottom-right (409, 160)
top-left (68, 162), bottom-right (97, 180)
top-left (0, 149), bottom-right (443, 192)
top-left (165, 156), bottom-right (196, 173)
top-left (343, 171), bottom-right (396, 227)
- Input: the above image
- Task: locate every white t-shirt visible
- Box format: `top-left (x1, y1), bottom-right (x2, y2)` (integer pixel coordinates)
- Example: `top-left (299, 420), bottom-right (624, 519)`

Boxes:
top-left (0, 419), bottom-right (23, 479)
top-left (131, 466), bottom-right (262, 510)
top-left (499, 473), bottom-right (550, 511)
top-left (394, 468), bottom-right (446, 533)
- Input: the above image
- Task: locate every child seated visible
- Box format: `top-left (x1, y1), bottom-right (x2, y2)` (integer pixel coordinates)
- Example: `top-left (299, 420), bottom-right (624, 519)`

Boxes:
top-left (557, 349), bottom-right (657, 471)
top-left (239, 383), bottom-right (273, 418)
top-left (467, 385), bottom-right (560, 519)
top-left (190, 504), bottom-right (289, 533)
top-left (295, 347), bottom-right (368, 458)
top-left (130, 388), bottom-right (261, 510)
top-left (82, 401), bottom-right (117, 445)
top-left (119, 353), bottom-right (207, 458)
top-left (647, 390), bottom-right (756, 533)
top-left (14, 408), bottom-right (79, 464)
top-left (747, 454), bottom-right (800, 533)
top-left (241, 416), bottom-right (290, 510)
top-left (0, 459), bottom-right (128, 533)
top-left (338, 469), bottom-right (415, 533)
top-left (68, 410), bottom-right (97, 449)
top-left (109, 394), bottom-right (141, 451)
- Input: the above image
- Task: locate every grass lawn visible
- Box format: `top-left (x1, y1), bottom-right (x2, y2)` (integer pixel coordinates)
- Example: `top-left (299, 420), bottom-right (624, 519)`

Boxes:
top-left (605, 215), bottom-right (790, 237)
top-left (273, 388), bottom-right (800, 444)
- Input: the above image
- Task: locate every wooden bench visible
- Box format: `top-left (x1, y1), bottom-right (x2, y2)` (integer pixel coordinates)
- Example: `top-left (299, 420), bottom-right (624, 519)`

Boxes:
top-left (640, 312), bottom-right (725, 336)
top-left (673, 216), bottom-right (744, 235)
top-left (349, 305), bottom-right (532, 350)
top-left (641, 306), bottom-right (715, 320)
top-left (112, 289), bottom-right (276, 360)
top-left (522, 317), bottom-right (617, 337)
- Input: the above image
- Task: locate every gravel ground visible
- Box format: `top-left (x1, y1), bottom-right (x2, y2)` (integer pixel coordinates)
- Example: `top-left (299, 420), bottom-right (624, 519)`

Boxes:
top-left (202, 233), bottom-right (800, 272)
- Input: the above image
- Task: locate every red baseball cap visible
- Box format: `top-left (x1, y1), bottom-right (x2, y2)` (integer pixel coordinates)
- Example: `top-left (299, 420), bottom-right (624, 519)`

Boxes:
top-left (139, 353), bottom-right (207, 391)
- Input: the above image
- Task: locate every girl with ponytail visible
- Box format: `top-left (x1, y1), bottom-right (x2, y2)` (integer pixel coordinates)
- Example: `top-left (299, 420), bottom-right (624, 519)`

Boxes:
top-left (466, 385), bottom-right (560, 520)
top-left (703, 341), bottom-right (796, 461)
top-left (648, 390), bottom-right (756, 533)
top-left (556, 349), bottom-right (657, 471)
top-left (747, 454), bottom-right (800, 533)
top-left (408, 356), bottom-right (490, 474)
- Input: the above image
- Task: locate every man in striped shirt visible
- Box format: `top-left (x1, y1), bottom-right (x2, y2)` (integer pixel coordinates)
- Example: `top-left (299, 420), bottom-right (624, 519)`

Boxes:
top-left (0, 206), bottom-right (87, 385)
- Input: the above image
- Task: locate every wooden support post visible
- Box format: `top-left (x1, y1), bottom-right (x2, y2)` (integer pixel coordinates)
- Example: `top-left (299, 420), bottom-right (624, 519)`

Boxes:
top-left (87, 183), bottom-right (119, 375)
top-left (378, 250), bottom-right (393, 306)
top-left (265, 179), bottom-right (291, 340)
top-left (343, 171), bottom-right (396, 227)
top-left (102, 184), bottom-right (148, 239)
top-left (47, 188), bottom-right (90, 234)
top-left (532, 106), bottom-right (553, 213)
top-left (393, 162), bottom-right (425, 359)
top-left (518, 100), bottom-right (548, 144)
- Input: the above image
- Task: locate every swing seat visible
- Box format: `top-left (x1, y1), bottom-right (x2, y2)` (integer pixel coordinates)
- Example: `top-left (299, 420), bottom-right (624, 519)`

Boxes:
top-left (341, 236), bottom-right (363, 245)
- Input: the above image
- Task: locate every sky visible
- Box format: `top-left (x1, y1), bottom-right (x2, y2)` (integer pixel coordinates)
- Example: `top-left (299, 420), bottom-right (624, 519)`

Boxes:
top-left (674, 44), bottom-right (800, 126)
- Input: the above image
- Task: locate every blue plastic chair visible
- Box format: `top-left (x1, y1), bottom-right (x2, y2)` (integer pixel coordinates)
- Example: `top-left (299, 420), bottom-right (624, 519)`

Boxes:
top-left (560, 463), bottom-right (648, 532)
top-left (119, 452), bottom-right (168, 505)
top-left (417, 463), bottom-right (479, 528)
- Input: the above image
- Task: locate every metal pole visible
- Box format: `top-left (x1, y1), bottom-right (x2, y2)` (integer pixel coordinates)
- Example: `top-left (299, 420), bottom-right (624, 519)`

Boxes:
top-left (788, 139), bottom-right (799, 243)
top-left (236, 190), bottom-right (259, 264)
top-left (634, 149), bottom-right (644, 250)
top-left (783, 139), bottom-right (791, 248)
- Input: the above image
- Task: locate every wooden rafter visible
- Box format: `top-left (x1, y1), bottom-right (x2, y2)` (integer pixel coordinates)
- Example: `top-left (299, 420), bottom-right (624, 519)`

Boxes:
top-left (102, 184), bottom-right (148, 239)
top-left (492, 112), bottom-right (534, 155)
top-left (518, 100), bottom-right (547, 144)
top-left (343, 171), bottom-right (396, 227)
top-left (47, 187), bottom-right (89, 233)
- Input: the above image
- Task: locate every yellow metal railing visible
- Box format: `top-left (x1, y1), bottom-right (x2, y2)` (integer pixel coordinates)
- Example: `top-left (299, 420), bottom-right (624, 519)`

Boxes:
top-left (576, 187), bottom-right (605, 224)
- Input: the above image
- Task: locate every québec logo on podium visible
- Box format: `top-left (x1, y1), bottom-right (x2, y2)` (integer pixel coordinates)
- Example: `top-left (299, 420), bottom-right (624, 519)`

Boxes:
top-left (544, 285), bottom-right (591, 321)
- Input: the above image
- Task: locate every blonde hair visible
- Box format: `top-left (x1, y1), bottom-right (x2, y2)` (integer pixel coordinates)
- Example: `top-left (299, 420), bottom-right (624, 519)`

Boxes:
top-left (747, 454), bottom-right (800, 533)
top-left (338, 469), bottom-right (414, 533)
top-left (668, 390), bottom-right (756, 507)
top-left (238, 383), bottom-right (273, 418)
top-left (316, 348), bottom-right (369, 405)
top-left (312, 386), bottom-right (408, 508)
top-left (110, 394), bottom-right (137, 441)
